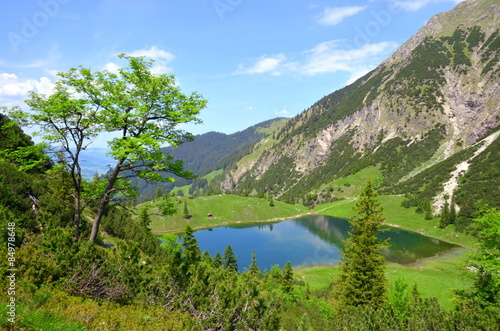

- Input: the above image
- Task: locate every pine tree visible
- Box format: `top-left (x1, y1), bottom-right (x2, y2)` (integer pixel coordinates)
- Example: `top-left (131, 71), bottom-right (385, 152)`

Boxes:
top-left (283, 261), bottom-right (294, 294)
top-left (223, 245), bottom-right (238, 272)
top-left (439, 201), bottom-right (450, 228)
top-left (181, 225), bottom-right (200, 265)
top-left (139, 208), bottom-right (151, 234)
top-left (249, 249), bottom-right (260, 275)
top-left (213, 251), bottom-right (223, 268)
top-left (183, 200), bottom-right (191, 219)
top-left (335, 180), bottom-right (388, 307)
top-left (424, 199), bottom-right (433, 220)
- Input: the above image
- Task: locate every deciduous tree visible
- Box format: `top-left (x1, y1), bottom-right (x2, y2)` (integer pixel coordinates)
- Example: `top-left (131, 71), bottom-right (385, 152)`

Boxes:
top-left (8, 54), bottom-right (206, 242)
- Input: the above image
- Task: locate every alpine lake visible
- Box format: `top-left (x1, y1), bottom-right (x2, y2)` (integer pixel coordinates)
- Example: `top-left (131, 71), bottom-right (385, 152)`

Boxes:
top-left (191, 215), bottom-right (460, 272)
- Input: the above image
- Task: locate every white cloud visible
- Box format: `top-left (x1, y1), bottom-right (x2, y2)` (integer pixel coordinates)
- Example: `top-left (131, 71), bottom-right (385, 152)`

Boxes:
top-left (317, 6), bottom-right (367, 26)
top-left (235, 40), bottom-right (398, 85)
top-left (236, 54), bottom-right (288, 76)
top-left (390, 0), bottom-right (465, 11)
top-left (0, 73), bottom-right (54, 97)
top-left (125, 46), bottom-right (176, 74)
top-left (299, 40), bottom-right (398, 77)
top-left (104, 62), bottom-right (121, 74)
top-left (128, 46), bottom-right (175, 61)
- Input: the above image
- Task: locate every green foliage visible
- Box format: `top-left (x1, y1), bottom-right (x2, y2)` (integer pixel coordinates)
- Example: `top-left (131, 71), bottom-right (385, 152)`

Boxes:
top-left (282, 261), bottom-right (294, 294)
top-left (213, 251), bottom-right (223, 268)
top-left (454, 135), bottom-right (500, 226)
top-left (335, 180), bottom-right (388, 307)
top-left (132, 118), bottom-right (285, 201)
top-left (0, 301), bottom-right (87, 331)
top-left (0, 113), bottom-right (51, 174)
top-left (182, 200), bottom-right (191, 219)
top-left (249, 249), bottom-right (261, 275)
top-left (7, 54), bottom-right (206, 242)
top-left (388, 278), bottom-right (411, 318)
top-left (181, 225), bottom-right (201, 266)
top-left (457, 207), bottom-right (500, 311)
top-left (223, 245), bottom-right (238, 272)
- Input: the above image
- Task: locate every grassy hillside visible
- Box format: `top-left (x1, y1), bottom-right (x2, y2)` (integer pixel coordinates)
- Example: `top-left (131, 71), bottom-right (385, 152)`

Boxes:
top-left (315, 195), bottom-right (477, 248)
top-left (296, 247), bottom-right (469, 310)
top-left (144, 194), bottom-right (310, 233)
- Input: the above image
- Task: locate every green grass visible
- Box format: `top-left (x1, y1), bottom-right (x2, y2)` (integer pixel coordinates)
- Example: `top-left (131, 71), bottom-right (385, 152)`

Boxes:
top-left (296, 247), bottom-right (470, 309)
top-left (0, 302), bottom-right (87, 331)
top-left (203, 169), bottom-right (224, 182)
top-left (145, 194), bottom-right (310, 234)
top-left (305, 194), bottom-right (477, 309)
top-left (315, 195), bottom-right (477, 248)
top-left (318, 165), bottom-right (384, 199)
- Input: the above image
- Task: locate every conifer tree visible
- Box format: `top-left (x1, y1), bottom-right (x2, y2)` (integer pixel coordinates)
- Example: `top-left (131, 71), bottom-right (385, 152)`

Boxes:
top-left (223, 245), bottom-right (238, 272)
top-left (139, 207), bottom-right (151, 234)
top-left (424, 199), bottom-right (433, 220)
top-left (283, 261), bottom-right (294, 294)
top-left (213, 251), bottom-right (223, 268)
top-left (181, 225), bottom-right (200, 265)
top-left (183, 200), bottom-right (191, 219)
top-left (249, 249), bottom-right (260, 275)
top-left (439, 200), bottom-right (450, 228)
top-left (335, 180), bottom-right (388, 307)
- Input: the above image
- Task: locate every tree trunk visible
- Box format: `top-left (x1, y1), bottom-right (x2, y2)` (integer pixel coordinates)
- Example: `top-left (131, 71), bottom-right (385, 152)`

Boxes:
top-left (73, 195), bottom-right (81, 240)
top-left (89, 159), bottom-right (124, 243)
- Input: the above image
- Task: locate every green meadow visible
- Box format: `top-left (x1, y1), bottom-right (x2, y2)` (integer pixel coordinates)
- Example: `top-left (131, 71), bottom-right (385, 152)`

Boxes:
top-left (144, 194), bottom-right (309, 234)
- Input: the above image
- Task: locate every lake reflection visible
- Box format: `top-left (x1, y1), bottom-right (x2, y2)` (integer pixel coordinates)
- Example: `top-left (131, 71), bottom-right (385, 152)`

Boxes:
top-left (193, 215), bottom-right (459, 272)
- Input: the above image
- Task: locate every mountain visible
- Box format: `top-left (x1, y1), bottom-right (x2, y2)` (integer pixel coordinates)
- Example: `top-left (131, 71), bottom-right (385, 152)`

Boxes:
top-left (132, 117), bottom-right (289, 200)
top-left (213, 0), bottom-right (500, 223)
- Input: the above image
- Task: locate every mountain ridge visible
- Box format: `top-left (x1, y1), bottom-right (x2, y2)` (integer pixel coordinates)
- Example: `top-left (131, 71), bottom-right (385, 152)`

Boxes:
top-left (212, 0), bottom-right (500, 223)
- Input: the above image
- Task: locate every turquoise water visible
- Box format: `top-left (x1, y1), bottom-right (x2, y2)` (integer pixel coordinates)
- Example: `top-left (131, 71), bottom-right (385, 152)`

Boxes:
top-left (193, 215), bottom-right (459, 272)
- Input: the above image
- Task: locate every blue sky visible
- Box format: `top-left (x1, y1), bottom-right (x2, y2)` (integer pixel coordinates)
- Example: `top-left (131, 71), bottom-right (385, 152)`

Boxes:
top-left (1, 0), bottom-right (464, 148)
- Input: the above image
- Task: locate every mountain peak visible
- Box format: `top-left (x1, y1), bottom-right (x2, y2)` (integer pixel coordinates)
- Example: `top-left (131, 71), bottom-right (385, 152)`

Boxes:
top-left (213, 0), bottom-right (500, 219)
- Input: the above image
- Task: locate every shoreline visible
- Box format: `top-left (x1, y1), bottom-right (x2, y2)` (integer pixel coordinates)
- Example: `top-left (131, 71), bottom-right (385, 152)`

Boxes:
top-left (154, 212), bottom-right (318, 234)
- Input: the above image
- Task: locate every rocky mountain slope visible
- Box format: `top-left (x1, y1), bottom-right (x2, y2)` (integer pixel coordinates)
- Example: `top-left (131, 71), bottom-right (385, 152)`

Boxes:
top-left (215, 0), bottom-right (500, 218)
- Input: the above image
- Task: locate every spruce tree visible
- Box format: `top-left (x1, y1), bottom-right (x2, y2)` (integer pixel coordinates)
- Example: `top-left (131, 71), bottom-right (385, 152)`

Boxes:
top-left (181, 225), bottom-right (200, 265)
top-left (439, 201), bottom-right (450, 228)
top-left (183, 200), bottom-right (191, 219)
top-left (249, 249), bottom-right (260, 275)
top-left (139, 208), bottom-right (152, 234)
top-left (223, 245), bottom-right (238, 272)
top-left (213, 251), bottom-right (223, 268)
top-left (335, 180), bottom-right (388, 307)
top-left (283, 261), bottom-right (294, 294)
